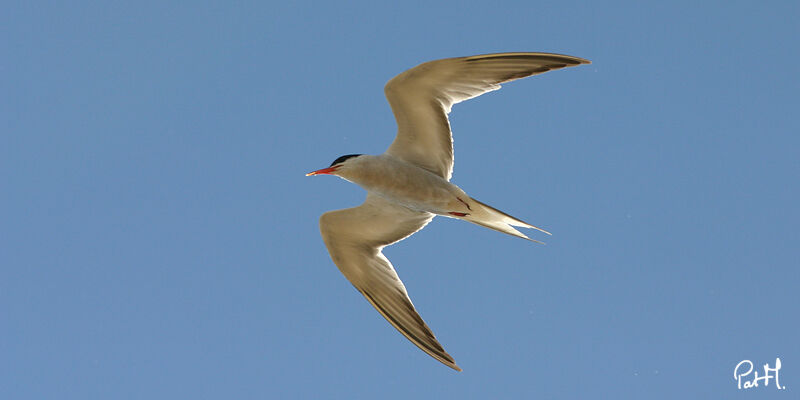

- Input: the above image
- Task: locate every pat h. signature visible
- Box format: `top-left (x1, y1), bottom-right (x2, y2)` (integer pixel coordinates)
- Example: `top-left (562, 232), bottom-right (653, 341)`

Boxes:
top-left (734, 358), bottom-right (786, 390)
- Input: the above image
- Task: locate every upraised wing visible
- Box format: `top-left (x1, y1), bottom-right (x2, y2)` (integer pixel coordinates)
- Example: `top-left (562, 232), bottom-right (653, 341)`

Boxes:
top-left (319, 194), bottom-right (460, 370)
top-left (384, 52), bottom-right (590, 180)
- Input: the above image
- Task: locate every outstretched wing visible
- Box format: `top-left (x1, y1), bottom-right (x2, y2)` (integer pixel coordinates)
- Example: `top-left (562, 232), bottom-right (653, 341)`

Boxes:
top-left (384, 52), bottom-right (590, 180)
top-left (319, 194), bottom-right (460, 370)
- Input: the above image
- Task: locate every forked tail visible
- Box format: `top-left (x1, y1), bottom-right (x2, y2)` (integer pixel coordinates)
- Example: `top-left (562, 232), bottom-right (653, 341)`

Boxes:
top-left (461, 197), bottom-right (551, 243)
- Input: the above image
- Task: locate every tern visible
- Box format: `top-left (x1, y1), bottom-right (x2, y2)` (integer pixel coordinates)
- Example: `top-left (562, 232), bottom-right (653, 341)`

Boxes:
top-left (307, 52), bottom-right (590, 371)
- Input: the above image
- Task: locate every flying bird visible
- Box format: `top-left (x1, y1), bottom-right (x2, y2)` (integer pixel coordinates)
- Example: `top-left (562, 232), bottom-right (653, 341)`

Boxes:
top-left (307, 52), bottom-right (590, 371)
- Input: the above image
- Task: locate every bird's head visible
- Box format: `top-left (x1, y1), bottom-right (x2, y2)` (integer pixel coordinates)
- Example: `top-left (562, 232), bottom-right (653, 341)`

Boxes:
top-left (306, 154), bottom-right (363, 177)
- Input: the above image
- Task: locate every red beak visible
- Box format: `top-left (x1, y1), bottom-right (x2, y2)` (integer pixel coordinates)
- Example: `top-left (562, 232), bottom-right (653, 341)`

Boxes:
top-left (305, 165), bottom-right (340, 176)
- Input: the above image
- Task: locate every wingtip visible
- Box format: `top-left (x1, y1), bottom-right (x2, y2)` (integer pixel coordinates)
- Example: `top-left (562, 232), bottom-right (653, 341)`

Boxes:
top-left (441, 359), bottom-right (462, 371)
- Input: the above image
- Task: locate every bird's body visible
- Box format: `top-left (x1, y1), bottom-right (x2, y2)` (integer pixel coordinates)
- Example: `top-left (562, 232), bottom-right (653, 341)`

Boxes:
top-left (333, 153), bottom-right (547, 241)
top-left (335, 154), bottom-right (467, 216)
top-left (307, 52), bottom-right (590, 371)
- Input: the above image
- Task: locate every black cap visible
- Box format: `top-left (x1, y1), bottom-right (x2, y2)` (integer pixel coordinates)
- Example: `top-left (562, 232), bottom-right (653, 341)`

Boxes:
top-left (330, 154), bottom-right (362, 167)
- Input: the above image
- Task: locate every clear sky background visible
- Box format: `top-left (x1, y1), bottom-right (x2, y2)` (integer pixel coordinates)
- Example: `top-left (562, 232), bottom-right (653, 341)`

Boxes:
top-left (3, 1), bottom-right (798, 399)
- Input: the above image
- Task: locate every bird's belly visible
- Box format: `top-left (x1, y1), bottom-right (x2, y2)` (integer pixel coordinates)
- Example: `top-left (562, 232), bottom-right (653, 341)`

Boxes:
top-left (363, 170), bottom-right (467, 215)
top-left (373, 184), bottom-right (453, 214)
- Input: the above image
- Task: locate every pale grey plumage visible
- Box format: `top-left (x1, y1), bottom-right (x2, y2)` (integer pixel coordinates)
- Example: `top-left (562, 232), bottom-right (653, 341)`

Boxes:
top-left (385, 52), bottom-right (589, 180)
top-left (312, 52), bottom-right (590, 371)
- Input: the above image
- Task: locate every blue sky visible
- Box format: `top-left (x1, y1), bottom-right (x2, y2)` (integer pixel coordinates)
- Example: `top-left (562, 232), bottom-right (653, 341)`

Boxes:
top-left (3, 1), bottom-right (798, 398)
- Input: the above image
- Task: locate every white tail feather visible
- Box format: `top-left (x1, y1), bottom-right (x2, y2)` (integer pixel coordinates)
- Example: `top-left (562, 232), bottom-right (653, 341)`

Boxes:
top-left (460, 197), bottom-right (549, 243)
